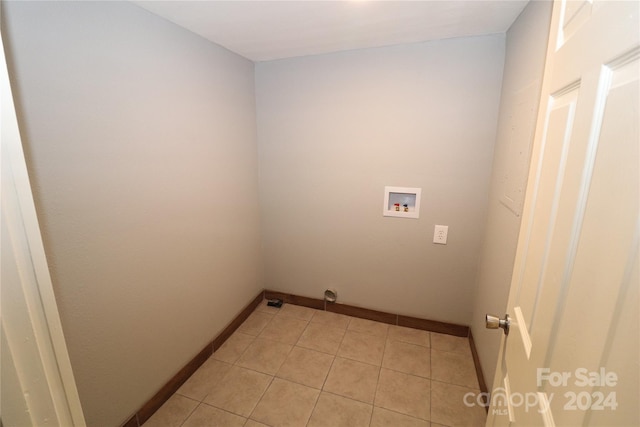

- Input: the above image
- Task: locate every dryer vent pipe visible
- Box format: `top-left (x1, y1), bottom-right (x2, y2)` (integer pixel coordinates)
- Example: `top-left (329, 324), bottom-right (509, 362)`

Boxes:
top-left (324, 289), bottom-right (337, 303)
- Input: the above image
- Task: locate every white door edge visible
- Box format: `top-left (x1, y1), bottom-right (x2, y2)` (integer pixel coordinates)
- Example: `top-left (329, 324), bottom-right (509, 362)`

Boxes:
top-left (1, 25), bottom-right (87, 426)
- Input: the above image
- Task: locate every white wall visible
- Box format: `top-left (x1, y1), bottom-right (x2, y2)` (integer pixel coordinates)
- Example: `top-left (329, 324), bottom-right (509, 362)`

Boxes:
top-left (256, 36), bottom-right (504, 325)
top-left (2, 2), bottom-right (262, 426)
top-left (470, 0), bottom-right (552, 386)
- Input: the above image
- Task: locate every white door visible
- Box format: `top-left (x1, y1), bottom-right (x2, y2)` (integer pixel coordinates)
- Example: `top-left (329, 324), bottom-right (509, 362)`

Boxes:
top-left (1, 26), bottom-right (86, 426)
top-left (487, 1), bottom-right (639, 426)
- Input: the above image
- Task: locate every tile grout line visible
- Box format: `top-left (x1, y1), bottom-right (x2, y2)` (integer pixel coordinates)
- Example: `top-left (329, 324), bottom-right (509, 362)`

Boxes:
top-left (370, 328), bottom-right (391, 427)
top-left (252, 303), bottom-right (316, 427)
top-left (278, 303), bottom-right (322, 426)
top-left (306, 312), bottom-right (351, 426)
top-left (230, 303), bottom-right (275, 425)
top-left (373, 405), bottom-right (432, 425)
top-left (202, 348), bottom-right (248, 405)
top-left (174, 395), bottom-right (200, 427)
top-left (430, 342), bottom-right (433, 425)
top-left (297, 308), bottom-right (323, 427)
top-left (247, 375), bottom-right (276, 424)
top-left (238, 307), bottom-right (274, 424)
top-left (317, 388), bottom-right (375, 408)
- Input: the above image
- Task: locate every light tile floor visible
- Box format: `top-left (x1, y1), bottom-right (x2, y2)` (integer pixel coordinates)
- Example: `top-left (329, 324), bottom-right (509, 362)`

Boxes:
top-left (144, 301), bottom-right (487, 427)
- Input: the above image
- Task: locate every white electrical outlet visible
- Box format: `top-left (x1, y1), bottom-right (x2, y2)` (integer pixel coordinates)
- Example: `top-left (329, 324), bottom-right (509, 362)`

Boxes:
top-left (433, 225), bottom-right (448, 244)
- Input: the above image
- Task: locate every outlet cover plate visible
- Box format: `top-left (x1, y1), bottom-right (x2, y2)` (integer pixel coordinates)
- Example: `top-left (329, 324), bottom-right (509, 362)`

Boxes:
top-left (433, 225), bottom-right (448, 244)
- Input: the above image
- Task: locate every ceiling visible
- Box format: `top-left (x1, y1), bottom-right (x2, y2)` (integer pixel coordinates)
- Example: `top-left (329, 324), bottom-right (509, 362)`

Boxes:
top-left (134, 0), bottom-right (529, 62)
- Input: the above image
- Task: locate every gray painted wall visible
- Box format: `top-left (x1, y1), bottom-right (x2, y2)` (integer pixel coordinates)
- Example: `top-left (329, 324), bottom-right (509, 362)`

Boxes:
top-left (470, 0), bottom-right (553, 387)
top-left (256, 36), bottom-right (505, 325)
top-left (2, 2), bottom-right (262, 426)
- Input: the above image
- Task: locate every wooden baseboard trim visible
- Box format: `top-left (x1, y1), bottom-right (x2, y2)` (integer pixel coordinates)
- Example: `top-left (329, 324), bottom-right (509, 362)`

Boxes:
top-left (121, 414), bottom-right (139, 427)
top-left (136, 344), bottom-right (212, 425)
top-left (398, 315), bottom-right (468, 337)
top-left (123, 289), bottom-right (264, 427)
top-left (213, 292), bottom-right (264, 351)
top-left (326, 302), bottom-right (397, 325)
top-left (264, 290), bottom-right (324, 310)
top-left (264, 289), bottom-right (469, 335)
top-left (468, 330), bottom-right (489, 412)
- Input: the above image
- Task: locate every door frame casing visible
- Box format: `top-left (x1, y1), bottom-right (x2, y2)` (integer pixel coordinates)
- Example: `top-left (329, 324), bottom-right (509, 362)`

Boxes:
top-left (1, 24), bottom-right (86, 426)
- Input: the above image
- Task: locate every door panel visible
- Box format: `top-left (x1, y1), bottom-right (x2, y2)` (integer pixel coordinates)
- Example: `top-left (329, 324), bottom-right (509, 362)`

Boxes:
top-left (545, 54), bottom-right (639, 426)
top-left (588, 248), bottom-right (638, 426)
top-left (561, 0), bottom-right (592, 44)
top-left (517, 86), bottom-right (578, 331)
